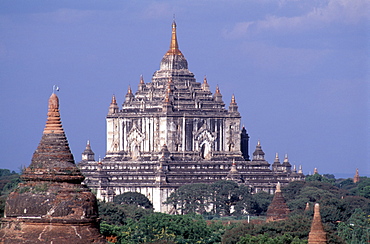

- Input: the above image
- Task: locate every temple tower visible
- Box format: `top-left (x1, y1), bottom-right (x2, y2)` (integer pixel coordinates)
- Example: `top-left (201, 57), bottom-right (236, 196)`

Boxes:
top-left (0, 93), bottom-right (105, 243)
top-left (308, 203), bottom-right (327, 244)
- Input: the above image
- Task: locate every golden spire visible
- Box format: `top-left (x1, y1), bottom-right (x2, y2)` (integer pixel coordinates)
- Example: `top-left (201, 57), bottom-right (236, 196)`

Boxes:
top-left (127, 85), bottom-right (132, 94)
top-left (165, 20), bottom-right (183, 56)
top-left (43, 93), bottom-right (64, 134)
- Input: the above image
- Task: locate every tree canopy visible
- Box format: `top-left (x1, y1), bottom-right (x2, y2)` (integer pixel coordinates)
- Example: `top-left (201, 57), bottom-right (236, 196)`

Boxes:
top-left (113, 192), bottom-right (153, 209)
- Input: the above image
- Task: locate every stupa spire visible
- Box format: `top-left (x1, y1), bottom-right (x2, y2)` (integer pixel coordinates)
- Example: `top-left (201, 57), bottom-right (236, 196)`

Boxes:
top-left (43, 93), bottom-right (64, 134)
top-left (23, 93), bottom-right (83, 182)
top-left (166, 20), bottom-right (183, 56)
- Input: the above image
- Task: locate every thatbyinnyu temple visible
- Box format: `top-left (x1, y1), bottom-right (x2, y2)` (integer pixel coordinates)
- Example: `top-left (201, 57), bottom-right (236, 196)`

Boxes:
top-left (78, 21), bottom-right (305, 213)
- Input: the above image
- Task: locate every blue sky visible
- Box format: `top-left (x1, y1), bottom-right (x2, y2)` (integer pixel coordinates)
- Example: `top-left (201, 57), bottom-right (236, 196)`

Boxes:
top-left (0, 0), bottom-right (369, 178)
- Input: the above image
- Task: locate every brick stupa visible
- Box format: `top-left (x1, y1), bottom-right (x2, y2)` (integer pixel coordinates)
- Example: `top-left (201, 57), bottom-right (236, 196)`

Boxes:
top-left (0, 93), bottom-right (105, 243)
top-left (266, 182), bottom-right (290, 222)
top-left (308, 203), bottom-right (327, 244)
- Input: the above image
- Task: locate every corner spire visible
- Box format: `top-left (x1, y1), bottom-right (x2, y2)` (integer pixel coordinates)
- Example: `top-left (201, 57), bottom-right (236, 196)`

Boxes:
top-left (228, 94), bottom-right (238, 112)
top-left (166, 20), bottom-right (183, 56)
top-left (109, 94), bottom-right (119, 114)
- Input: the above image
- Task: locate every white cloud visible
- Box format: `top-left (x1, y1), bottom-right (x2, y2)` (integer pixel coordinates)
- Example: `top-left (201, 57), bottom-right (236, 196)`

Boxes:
top-left (224, 0), bottom-right (369, 39)
top-left (239, 41), bottom-right (330, 75)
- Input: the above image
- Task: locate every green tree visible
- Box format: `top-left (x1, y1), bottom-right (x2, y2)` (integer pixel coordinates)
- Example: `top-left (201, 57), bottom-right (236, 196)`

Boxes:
top-left (356, 177), bottom-right (370, 199)
top-left (113, 192), bottom-right (153, 209)
top-left (246, 191), bottom-right (273, 215)
top-left (305, 174), bottom-right (335, 184)
top-left (337, 208), bottom-right (370, 243)
top-left (98, 200), bottom-right (153, 226)
top-left (165, 183), bottom-right (211, 215)
top-left (0, 170), bottom-right (20, 217)
top-left (237, 233), bottom-right (307, 244)
top-left (112, 213), bottom-right (221, 244)
top-left (210, 180), bottom-right (244, 216)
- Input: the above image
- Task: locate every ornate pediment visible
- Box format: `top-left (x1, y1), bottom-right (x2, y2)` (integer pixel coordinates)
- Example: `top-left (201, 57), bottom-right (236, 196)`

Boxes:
top-left (127, 124), bottom-right (145, 144)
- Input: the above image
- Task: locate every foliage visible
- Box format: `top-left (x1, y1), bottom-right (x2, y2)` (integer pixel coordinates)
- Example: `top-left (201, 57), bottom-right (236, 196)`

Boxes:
top-left (101, 213), bottom-right (224, 244)
top-left (337, 208), bottom-right (370, 243)
top-left (113, 192), bottom-right (153, 209)
top-left (98, 175), bottom-right (370, 243)
top-left (237, 233), bottom-right (307, 244)
top-left (223, 177), bottom-right (370, 244)
top-left (245, 191), bottom-right (273, 216)
top-left (221, 212), bottom-right (311, 244)
top-left (165, 180), bottom-right (253, 216)
top-left (305, 173), bottom-right (335, 184)
top-left (98, 200), bottom-right (153, 226)
top-left (0, 170), bottom-right (20, 217)
top-left (165, 183), bottom-right (211, 215)
top-left (211, 181), bottom-right (246, 216)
